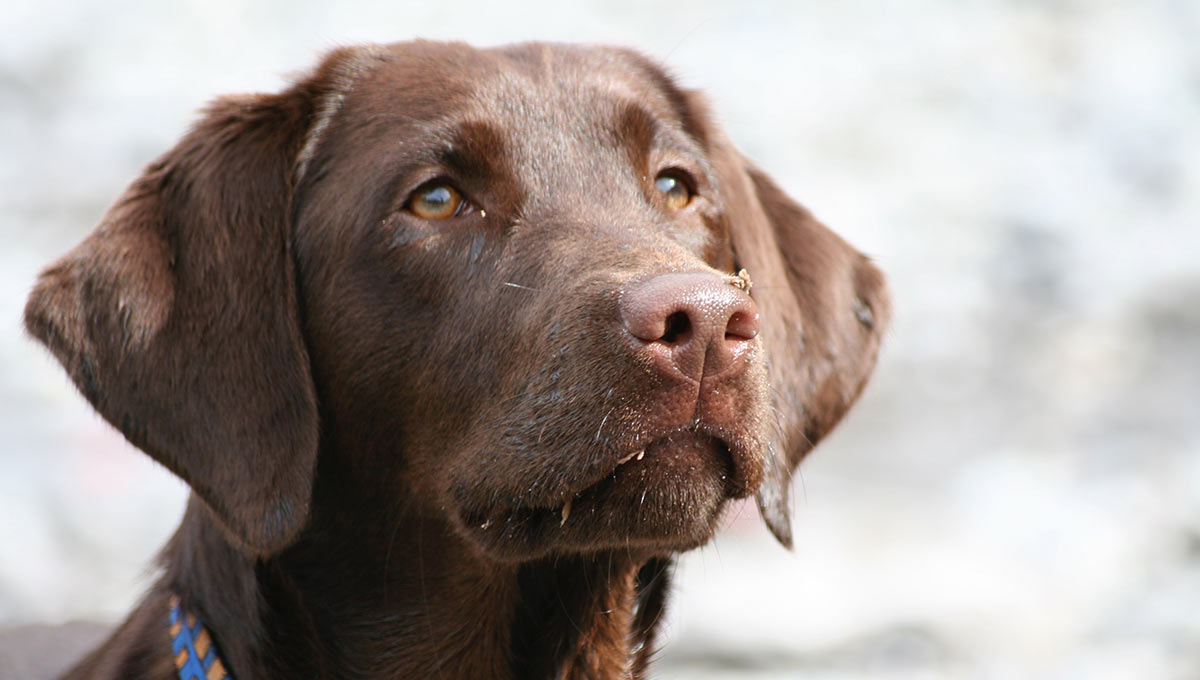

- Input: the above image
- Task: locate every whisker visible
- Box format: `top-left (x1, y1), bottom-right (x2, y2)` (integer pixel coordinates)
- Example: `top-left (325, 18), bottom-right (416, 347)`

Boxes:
top-left (502, 281), bottom-right (545, 292)
top-left (595, 409), bottom-right (613, 442)
top-left (797, 466), bottom-right (808, 507)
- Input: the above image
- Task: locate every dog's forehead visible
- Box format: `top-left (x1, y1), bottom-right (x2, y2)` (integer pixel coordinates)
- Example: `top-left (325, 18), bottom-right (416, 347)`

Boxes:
top-left (477, 43), bottom-right (671, 114)
top-left (320, 41), bottom-right (700, 214)
top-left (358, 42), bottom-right (686, 145)
top-left (302, 42), bottom-right (712, 226)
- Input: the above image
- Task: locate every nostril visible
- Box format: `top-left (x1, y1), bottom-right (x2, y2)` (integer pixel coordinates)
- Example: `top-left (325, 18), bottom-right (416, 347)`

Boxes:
top-left (620, 272), bottom-right (761, 381)
top-left (661, 311), bottom-right (692, 344)
top-left (725, 310), bottom-right (759, 341)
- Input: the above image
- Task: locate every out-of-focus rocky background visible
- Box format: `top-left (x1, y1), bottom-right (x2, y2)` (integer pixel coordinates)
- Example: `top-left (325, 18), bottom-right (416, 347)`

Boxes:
top-left (2, 1), bottom-right (1197, 678)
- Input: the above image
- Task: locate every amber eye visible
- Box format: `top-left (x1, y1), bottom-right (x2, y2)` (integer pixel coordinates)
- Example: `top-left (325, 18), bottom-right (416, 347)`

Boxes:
top-left (654, 170), bottom-right (693, 211)
top-left (407, 182), bottom-right (472, 220)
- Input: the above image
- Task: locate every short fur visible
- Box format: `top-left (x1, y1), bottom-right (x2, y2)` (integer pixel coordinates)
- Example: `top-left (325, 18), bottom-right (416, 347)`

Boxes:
top-left (25, 41), bottom-right (889, 679)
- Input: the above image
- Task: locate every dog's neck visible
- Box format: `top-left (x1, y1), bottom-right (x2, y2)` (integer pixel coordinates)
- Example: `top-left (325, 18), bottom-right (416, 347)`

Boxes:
top-left (156, 493), bottom-right (670, 680)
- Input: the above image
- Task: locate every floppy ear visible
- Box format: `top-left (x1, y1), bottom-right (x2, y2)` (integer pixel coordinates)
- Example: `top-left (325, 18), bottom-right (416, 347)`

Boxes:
top-left (24, 78), bottom-right (327, 556)
top-left (709, 131), bottom-right (890, 548)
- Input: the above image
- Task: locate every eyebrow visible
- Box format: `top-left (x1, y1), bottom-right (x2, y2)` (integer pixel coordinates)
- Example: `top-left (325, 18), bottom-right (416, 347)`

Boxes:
top-left (616, 101), bottom-right (708, 176)
top-left (617, 102), bottom-right (699, 171)
top-left (439, 119), bottom-right (509, 184)
top-left (619, 103), bottom-right (658, 157)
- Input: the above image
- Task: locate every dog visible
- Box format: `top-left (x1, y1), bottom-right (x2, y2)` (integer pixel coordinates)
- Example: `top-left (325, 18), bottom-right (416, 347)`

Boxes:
top-left (24, 40), bottom-right (889, 679)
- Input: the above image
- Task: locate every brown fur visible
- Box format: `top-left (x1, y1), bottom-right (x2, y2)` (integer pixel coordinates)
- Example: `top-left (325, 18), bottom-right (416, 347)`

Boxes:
top-left (25, 41), bottom-right (889, 679)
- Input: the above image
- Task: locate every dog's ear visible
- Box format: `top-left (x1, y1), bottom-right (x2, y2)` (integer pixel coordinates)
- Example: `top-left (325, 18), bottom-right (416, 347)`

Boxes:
top-left (707, 128), bottom-right (890, 548)
top-left (22, 59), bottom-right (356, 556)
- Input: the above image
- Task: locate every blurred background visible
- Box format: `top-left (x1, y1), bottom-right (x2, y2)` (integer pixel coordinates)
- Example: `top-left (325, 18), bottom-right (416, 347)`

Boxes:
top-left (2, 1), bottom-right (1197, 678)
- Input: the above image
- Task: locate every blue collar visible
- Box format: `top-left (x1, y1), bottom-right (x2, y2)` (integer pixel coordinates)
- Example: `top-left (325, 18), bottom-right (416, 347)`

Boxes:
top-left (168, 595), bottom-right (232, 680)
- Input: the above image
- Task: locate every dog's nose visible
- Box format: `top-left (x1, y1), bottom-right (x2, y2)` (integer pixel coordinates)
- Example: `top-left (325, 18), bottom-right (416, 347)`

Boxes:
top-left (620, 272), bottom-right (760, 381)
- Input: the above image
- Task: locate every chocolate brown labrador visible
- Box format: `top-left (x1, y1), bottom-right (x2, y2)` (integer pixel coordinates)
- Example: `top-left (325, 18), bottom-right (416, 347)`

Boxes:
top-left (24, 41), bottom-right (889, 679)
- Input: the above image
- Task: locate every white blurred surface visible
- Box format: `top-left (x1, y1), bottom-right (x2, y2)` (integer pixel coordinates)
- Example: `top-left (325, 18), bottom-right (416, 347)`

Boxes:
top-left (2, 1), bottom-right (1198, 678)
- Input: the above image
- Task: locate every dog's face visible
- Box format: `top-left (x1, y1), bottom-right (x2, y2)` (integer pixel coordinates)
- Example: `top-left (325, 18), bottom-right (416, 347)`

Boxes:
top-left (294, 43), bottom-right (770, 558)
top-left (25, 41), bottom-right (888, 562)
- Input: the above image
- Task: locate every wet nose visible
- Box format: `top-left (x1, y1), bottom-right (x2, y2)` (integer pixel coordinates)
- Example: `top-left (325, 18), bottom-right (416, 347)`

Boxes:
top-left (620, 272), bottom-right (760, 381)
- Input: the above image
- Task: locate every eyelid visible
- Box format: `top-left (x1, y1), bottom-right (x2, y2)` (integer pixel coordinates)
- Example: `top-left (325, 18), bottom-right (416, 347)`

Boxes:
top-left (656, 167), bottom-right (697, 190)
top-left (653, 155), bottom-right (709, 195)
top-left (396, 167), bottom-right (462, 202)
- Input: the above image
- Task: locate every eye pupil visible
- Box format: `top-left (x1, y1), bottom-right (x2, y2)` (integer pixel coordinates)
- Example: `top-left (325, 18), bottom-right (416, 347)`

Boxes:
top-left (408, 182), bottom-right (468, 219)
top-left (423, 186), bottom-right (452, 207)
top-left (655, 171), bottom-right (692, 210)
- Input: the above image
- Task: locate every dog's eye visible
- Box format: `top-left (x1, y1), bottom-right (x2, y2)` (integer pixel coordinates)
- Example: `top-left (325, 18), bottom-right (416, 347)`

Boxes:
top-left (406, 181), bottom-right (473, 220)
top-left (654, 170), bottom-right (693, 211)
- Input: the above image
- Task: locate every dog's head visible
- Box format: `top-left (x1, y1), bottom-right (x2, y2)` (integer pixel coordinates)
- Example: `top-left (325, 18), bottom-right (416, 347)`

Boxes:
top-left (25, 41), bottom-right (888, 561)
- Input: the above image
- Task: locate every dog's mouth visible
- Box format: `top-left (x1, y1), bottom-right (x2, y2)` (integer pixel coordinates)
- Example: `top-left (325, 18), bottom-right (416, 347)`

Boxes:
top-left (554, 431), bottom-right (741, 520)
top-left (460, 429), bottom-right (755, 556)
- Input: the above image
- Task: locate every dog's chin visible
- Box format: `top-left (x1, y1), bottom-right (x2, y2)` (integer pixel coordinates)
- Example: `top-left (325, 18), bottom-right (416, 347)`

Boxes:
top-left (455, 433), bottom-right (752, 562)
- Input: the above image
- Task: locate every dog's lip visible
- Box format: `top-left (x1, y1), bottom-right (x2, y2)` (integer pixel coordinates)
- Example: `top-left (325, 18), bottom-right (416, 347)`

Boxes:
top-left (463, 428), bottom-right (751, 530)
top-left (589, 427), bottom-right (751, 496)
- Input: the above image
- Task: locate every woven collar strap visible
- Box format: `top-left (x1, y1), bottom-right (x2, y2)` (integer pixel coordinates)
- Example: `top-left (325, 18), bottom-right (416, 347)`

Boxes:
top-left (169, 595), bottom-right (232, 680)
